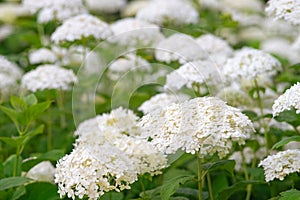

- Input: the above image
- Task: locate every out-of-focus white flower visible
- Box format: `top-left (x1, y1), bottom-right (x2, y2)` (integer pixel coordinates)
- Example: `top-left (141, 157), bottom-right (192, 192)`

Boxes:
top-left (107, 54), bottom-right (151, 80)
top-left (262, 37), bottom-right (300, 64)
top-left (227, 10), bottom-right (263, 26)
top-left (29, 48), bottom-right (58, 64)
top-left (26, 161), bottom-right (55, 182)
top-left (0, 55), bottom-right (23, 79)
top-left (110, 18), bottom-right (164, 48)
top-left (138, 93), bottom-right (190, 114)
top-left (259, 149), bottom-right (300, 182)
top-left (223, 47), bottom-right (282, 82)
top-left (21, 64), bottom-right (78, 92)
top-left (265, 0), bottom-right (300, 25)
top-left (200, 0), bottom-right (222, 10)
top-left (136, 0), bottom-right (198, 26)
top-left (272, 82), bottom-right (300, 116)
top-left (229, 147), bottom-right (254, 171)
top-left (0, 3), bottom-right (30, 23)
top-left (121, 0), bottom-right (150, 17)
top-left (164, 60), bottom-right (218, 91)
top-left (196, 34), bottom-right (233, 65)
top-left (262, 18), bottom-right (299, 38)
top-left (51, 14), bottom-right (112, 44)
top-left (223, 0), bottom-right (263, 12)
top-left (238, 27), bottom-right (267, 42)
top-left (22, 0), bottom-right (87, 23)
top-left (139, 97), bottom-right (254, 158)
top-left (86, 0), bottom-right (127, 13)
top-left (55, 144), bottom-right (138, 200)
top-left (155, 33), bottom-right (205, 64)
top-left (0, 25), bottom-right (14, 41)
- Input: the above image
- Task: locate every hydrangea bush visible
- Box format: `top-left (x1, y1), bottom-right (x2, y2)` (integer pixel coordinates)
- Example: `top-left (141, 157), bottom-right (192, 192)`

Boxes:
top-left (0, 0), bottom-right (300, 200)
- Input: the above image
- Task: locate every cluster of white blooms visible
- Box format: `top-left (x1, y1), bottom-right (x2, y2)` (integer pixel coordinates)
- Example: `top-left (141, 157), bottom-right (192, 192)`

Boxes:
top-left (108, 54), bottom-right (151, 80)
top-left (136, 0), bottom-right (198, 26)
top-left (272, 82), bottom-right (300, 116)
top-left (55, 144), bottom-right (138, 200)
top-left (51, 14), bottom-right (112, 44)
top-left (139, 97), bottom-right (254, 158)
top-left (21, 64), bottom-right (78, 92)
top-left (196, 34), bottom-right (233, 65)
top-left (26, 161), bottom-right (55, 183)
top-left (0, 56), bottom-right (23, 99)
top-left (86, 0), bottom-right (127, 13)
top-left (110, 18), bottom-right (164, 48)
top-left (265, 0), bottom-right (300, 25)
top-left (223, 47), bottom-right (282, 82)
top-left (29, 48), bottom-right (58, 64)
top-left (22, 0), bottom-right (87, 23)
top-left (155, 33), bottom-right (205, 64)
top-left (138, 93), bottom-right (189, 114)
top-left (259, 149), bottom-right (300, 182)
top-left (229, 147), bottom-right (254, 171)
top-left (121, 0), bottom-right (150, 17)
top-left (223, 0), bottom-right (263, 12)
top-left (164, 60), bottom-right (218, 91)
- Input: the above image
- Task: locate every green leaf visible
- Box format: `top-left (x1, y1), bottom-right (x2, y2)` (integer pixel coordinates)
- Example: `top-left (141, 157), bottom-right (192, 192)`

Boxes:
top-left (274, 109), bottom-right (300, 128)
top-left (11, 186), bottom-right (26, 200)
top-left (4, 155), bottom-right (22, 177)
top-left (23, 94), bottom-right (37, 106)
top-left (24, 125), bottom-right (44, 140)
top-left (10, 96), bottom-right (27, 112)
top-left (216, 180), bottom-right (266, 200)
top-left (160, 175), bottom-right (194, 200)
top-left (0, 177), bottom-right (31, 191)
top-left (279, 189), bottom-right (300, 200)
top-left (272, 136), bottom-right (300, 149)
top-left (0, 106), bottom-right (19, 129)
top-left (27, 101), bottom-right (51, 121)
top-left (18, 182), bottom-right (59, 200)
top-left (289, 63), bottom-right (300, 70)
top-left (202, 160), bottom-right (235, 176)
top-left (22, 149), bottom-right (65, 171)
top-left (0, 136), bottom-right (27, 147)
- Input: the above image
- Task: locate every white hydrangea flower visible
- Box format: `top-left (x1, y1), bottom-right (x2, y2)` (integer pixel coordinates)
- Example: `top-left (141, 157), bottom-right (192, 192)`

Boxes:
top-left (138, 93), bottom-right (190, 114)
top-left (223, 47), bottom-right (282, 82)
top-left (0, 74), bottom-right (19, 100)
top-left (139, 97), bottom-right (254, 158)
top-left (108, 54), bottom-right (151, 80)
top-left (262, 37), bottom-right (300, 65)
top-left (55, 144), bottom-right (138, 200)
top-left (155, 33), bottom-right (206, 64)
top-left (110, 18), bottom-right (164, 48)
top-left (22, 0), bottom-right (87, 23)
top-left (0, 3), bottom-right (30, 24)
top-left (265, 0), bottom-right (300, 25)
top-left (272, 82), bottom-right (300, 116)
top-left (121, 0), bottom-right (150, 17)
top-left (0, 25), bottom-right (14, 41)
top-left (51, 14), bottom-right (112, 44)
top-left (258, 149), bottom-right (300, 182)
top-left (196, 34), bottom-right (233, 65)
top-left (229, 147), bottom-right (254, 171)
top-left (164, 60), bottom-right (218, 91)
top-left (86, 0), bottom-right (127, 13)
top-left (29, 48), bottom-right (58, 64)
top-left (0, 55), bottom-right (23, 79)
top-left (261, 18), bottom-right (299, 38)
top-left (136, 0), bottom-right (198, 25)
top-left (21, 64), bottom-right (78, 92)
top-left (26, 161), bottom-right (55, 183)
top-left (227, 10), bottom-right (264, 26)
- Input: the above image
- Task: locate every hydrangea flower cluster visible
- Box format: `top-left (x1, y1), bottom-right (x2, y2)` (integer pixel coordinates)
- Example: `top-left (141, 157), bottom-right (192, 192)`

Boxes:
top-left (139, 97), bottom-right (254, 158)
top-left (259, 149), bottom-right (300, 182)
top-left (85, 0), bottom-right (127, 13)
top-left (272, 82), bottom-right (300, 116)
top-left (51, 14), bottom-right (112, 44)
top-left (21, 64), bottom-right (78, 92)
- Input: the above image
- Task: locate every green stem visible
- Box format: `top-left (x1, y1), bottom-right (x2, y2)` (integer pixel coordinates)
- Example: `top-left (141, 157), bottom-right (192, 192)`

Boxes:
top-left (207, 172), bottom-right (214, 200)
top-left (37, 24), bottom-right (46, 46)
top-left (197, 154), bottom-right (203, 200)
top-left (193, 83), bottom-right (201, 97)
top-left (47, 119), bottom-right (52, 151)
top-left (254, 79), bottom-right (270, 152)
top-left (57, 90), bottom-right (66, 128)
top-left (13, 146), bottom-right (21, 177)
top-left (140, 179), bottom-right (148, 200)
top-left (242, 150), bottom-right (251, 200)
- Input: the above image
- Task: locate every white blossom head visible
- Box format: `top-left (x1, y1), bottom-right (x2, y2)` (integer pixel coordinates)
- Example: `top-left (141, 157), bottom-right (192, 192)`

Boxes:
top-left (155, 33), bottom-right (206, 64)
top-left (223, 47), bottom-right (282, 82)
top-left (107, 54), bottom-right (152, 80)
top-left (0, 55), bottom-right (23, 79)
top-left (258, 149), bottom-right (300, 182)
top-left (22, 0), bottom-right (87, 23)
top-left (272, 82), bottom-right (300, 116)
top-left (29, 48), bottom-right (58, 65)
top-left (164, 60), bottom-right (219, 91)
top-left (55, 144), bottom-right (138, 199)
top-left (223, 0), bottom-right (263, 12)
top-left (121, 0), bottom-right (150, 17)
top-left (136, 0), bottom-right (198, 26)
top-left (51, 14), bottom-right (112, 44)
top-left (138, 93), bottom-right (190, 114)
top-left (265, 0), bottom-right (300, 25)
top-left (86, 0), bottom-right (127, 13)
top-left (21, 64), bottom-right (78, 92)
top-left (138, 97), bottom-right (254, 158)
top-left (110, 18), bottom-right (164, 48)
top-left (229, 147), bottom-right (254, 171)
top-left (26, 161), bottom-right (55, 182)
